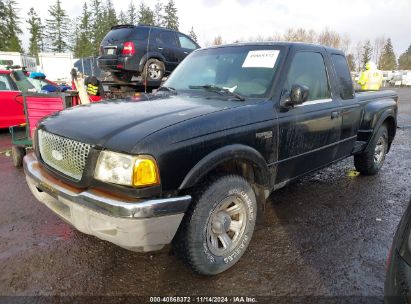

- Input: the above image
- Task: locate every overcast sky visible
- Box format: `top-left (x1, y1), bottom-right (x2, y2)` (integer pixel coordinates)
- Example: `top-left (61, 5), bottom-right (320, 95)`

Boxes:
top-left (18, 0), bottom-right (411, 55)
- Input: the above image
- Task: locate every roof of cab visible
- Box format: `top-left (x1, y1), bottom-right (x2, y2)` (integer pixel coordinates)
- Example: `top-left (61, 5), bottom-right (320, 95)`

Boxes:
top-left (199, 41), bottom-right (344, 55)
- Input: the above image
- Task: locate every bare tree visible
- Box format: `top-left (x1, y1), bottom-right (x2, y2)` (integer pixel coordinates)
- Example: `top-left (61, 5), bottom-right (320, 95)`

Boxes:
top-left (354, 41), bottom-right (364, 72)
top-left (317, 28), bottom-right (341, 49)
top-left (212, 35), bottom-right (223, 45)
top-left (283, 28), bottom-right (316, 43)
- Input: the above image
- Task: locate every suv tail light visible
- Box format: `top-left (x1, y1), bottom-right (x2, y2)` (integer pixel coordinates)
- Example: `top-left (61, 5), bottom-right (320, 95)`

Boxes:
top-left (122, 41), bottom-right (135, 56)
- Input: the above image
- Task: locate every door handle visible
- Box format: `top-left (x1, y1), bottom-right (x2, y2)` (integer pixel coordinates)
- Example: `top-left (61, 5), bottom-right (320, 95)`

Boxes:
top-left (331, 111), bottom-right (340, 119)
top-left (158, 47), bottom-right (163, 50)
top-left (184, 51), bottom-right (188, 54)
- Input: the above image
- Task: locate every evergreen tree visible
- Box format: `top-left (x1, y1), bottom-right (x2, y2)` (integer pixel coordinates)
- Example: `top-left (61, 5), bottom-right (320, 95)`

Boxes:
top-left (90, 0), bottom-right (105, 56)
top-left (3, 0), bottom-right (23, 52)
top-left (73, 2), bottom-right (94, 58)
top-left (26, 8), bottom-right (43, 61)
top-left (127, 1), bottom-right (137, 24)
top-left (189, 26), bottom-right (198, 43)
top-left (378, 38), bottom-right (397, 70)
top-left (45, 0), bottom-right (70, 52)
top-left (118, 10), bottom-right (127, 24)
top-left (361, 40), bottom-right (372, 68)
top-left (163, 0), bottom-right (179, 30)
top-left (346, 53), bottom-right (355, 71)
top-left (153, 1), bottom-right (164, 27)
top-left (104, 0), bottom-right (118, 29)
top-left (398, 45), bottom-right (411, 70)
top-left (0, 0), bottom-right (7, 50)
top-left (138, 3), bottom-right (154, 25)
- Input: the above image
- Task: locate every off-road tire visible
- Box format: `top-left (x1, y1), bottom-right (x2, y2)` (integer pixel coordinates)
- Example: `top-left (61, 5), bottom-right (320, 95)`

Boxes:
top-left (173, 175), bottom-right (257, 275)
top-left (11, 145), bottom-right (25, 168)
top-left (141, 59), bottom-right (165, 82)
top-left (354, 124), bottom-right (388, 175)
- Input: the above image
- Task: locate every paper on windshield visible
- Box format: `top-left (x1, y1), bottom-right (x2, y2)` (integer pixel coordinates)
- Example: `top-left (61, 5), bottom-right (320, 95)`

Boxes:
top-left (242, 50), bottom-right (280, 68)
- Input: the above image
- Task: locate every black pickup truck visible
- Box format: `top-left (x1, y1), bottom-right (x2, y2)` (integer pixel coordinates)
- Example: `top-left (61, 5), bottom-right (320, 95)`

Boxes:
top-left (24, 42), bottom-right (398, 275)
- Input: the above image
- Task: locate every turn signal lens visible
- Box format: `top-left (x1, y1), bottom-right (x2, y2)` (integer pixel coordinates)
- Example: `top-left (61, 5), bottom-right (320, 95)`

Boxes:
top-left (133, 158), bottom-right (159, 187)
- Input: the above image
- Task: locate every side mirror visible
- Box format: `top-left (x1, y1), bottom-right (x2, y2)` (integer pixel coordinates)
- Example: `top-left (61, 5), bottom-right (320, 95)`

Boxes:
top-left (280, 84), bottom-right (309, 109)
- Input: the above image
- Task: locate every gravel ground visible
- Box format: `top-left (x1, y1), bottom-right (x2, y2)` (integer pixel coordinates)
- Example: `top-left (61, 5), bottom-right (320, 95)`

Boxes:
top-left (0, 88), bottom-right (410, 301)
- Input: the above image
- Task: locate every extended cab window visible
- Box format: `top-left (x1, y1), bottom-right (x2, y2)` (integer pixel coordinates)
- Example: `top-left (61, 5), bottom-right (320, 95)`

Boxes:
top-left (178, 35), bottom-right (197, 50)
top-left (331, 54), bottom-right (354, 100)
top-left (0, 75), bottom-right (13, 91)
top-left (285, 52), bottom-right (330, 101)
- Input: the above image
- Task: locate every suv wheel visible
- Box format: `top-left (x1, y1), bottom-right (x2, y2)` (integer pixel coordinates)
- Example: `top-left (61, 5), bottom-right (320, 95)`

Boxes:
top-left (173, 175), bottom-right (257, 275)
top-left (142, 59), bottom-right (165, 82)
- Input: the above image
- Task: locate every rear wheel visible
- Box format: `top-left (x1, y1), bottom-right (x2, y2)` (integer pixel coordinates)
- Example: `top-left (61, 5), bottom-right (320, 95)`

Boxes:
top-left (173, 175), bottom-right (257, 275)
top-left (142, 59), bottom-right (165, 82)
top-left (11, 145), bottom-right (25, 168)
top-left (354, 124), bottom-right (388, 175)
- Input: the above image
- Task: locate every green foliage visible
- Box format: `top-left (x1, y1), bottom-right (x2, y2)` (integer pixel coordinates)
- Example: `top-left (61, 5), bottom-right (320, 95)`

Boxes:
top-left (73, 2), bottom-right (94, 58)
top-left (163, 0), bottom-right (179, 30)
top-left (398, 45), bottom-right (411, 70)
top-left (26, 7), bottom-right (43, 62)
top-left (1, 0), bottom-right (23, 52)
top-left (362, 40), bottom-right (373, 68)
top-left (118, 10), bottom-right (127, 24)
top-left (378, 38), bottom-right (397, 70)
top-left (0, 0), bottom-right (7, 50)
top-left (189, 26), bottom-right (198, 43)
top-left (153, 1), bottom-right (164, 27)
top-left (127, 1), bottom-right (137, 24)
top-left (137, 4), bottom-right (150, 26)
top-left (45, 0), bottom-right (70, 52)
top-left (138, 3), bottom-right (154, 25)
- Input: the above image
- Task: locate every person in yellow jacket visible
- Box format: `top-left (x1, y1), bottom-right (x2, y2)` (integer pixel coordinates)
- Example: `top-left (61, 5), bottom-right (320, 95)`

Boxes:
top-left (357, 61), bottom-right (383, 90)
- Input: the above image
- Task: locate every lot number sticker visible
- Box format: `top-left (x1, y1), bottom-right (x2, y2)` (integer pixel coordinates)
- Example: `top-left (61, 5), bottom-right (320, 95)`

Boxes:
top-left (242, 50), bottom-right (280, 68)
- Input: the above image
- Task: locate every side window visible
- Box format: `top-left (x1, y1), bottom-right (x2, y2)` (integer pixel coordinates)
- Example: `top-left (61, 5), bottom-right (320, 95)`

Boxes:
top-left (0, 75), bottom-right (13, 91)
top-left (155, 30), bottom-right (177, 47)
top-left (178, 34), bottom-right (197, 50)
top-left (331, 54), bottom-right (354, 100)
top-left (285, 52), bottom-right (331, 101)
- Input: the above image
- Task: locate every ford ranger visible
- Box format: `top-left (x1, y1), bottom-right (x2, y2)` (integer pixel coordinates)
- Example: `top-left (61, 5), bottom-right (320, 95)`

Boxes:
top-left (24, 42), bottom-right (398, 275)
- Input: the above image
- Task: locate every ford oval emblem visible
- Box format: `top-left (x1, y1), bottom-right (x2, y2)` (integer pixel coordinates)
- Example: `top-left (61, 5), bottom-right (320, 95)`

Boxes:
top-left (51, 150), bottom-right (63, 161)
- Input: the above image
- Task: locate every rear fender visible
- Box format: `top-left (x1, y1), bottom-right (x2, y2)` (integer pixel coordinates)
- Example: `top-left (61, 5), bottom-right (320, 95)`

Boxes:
top-left (138, 52), bottom-right (166, 72)
top-left (360, 99), bottom-right (397, 152)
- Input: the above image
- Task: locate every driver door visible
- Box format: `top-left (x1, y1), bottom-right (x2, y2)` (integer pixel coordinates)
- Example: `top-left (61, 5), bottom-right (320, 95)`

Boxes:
top-left (275, 50), bottom-right (342, 183)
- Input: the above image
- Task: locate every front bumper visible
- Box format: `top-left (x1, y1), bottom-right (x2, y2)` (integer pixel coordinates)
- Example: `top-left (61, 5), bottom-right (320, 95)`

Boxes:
top-left (24, 153), bottom-right (191, 252)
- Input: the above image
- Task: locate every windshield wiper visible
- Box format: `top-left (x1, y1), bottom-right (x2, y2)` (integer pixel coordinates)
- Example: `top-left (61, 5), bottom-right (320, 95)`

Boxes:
top-left (189, 84), bottom-right (245, 101)
top-left (157, 86), bottom-right (177, 94)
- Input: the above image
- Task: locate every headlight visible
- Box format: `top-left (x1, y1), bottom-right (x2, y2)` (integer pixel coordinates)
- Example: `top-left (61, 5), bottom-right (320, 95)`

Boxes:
top-left (94, 151), bottom-right (160, 187)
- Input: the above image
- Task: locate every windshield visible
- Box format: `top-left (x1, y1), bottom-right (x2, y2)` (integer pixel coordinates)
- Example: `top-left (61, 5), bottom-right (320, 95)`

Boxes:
top-left (10, 70), bottom-right (35, 92)
top-left (164, 45), bottom-right (282, 98)
top-left (27, 78), bottom-right (50, 91)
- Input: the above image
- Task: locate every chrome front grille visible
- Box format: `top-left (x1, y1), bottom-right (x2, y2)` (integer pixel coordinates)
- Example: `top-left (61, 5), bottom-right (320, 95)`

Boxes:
top-left (38, 130), bottom-right (91, 181)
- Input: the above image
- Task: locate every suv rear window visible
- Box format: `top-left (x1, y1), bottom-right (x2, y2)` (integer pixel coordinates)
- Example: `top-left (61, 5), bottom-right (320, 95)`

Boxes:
top-left (103, 27), bottom-right (149, 43)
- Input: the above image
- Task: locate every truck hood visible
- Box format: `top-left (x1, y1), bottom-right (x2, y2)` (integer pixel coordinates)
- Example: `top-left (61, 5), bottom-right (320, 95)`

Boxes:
top-left (40, 95), bottom-right (241, 152)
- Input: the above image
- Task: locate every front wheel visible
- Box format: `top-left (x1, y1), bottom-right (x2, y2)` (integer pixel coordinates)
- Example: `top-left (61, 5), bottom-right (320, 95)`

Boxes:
top-left (173, 175), bottom-right (257, 275)
top-left (354, 124), bottom-right (388, 175)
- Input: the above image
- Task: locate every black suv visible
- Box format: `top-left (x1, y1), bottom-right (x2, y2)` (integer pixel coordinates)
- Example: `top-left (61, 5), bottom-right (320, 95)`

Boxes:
top-left (98, 25), bottom-right (200, 83)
